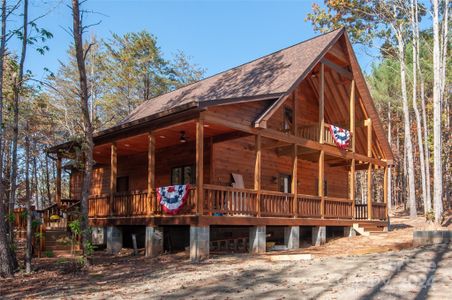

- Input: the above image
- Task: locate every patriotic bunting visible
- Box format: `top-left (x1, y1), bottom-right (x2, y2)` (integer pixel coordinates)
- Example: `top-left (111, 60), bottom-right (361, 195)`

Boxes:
top-left (329, 125), bottom-right (351, 149)
top-left (157, 184), bottom-right (190, 215)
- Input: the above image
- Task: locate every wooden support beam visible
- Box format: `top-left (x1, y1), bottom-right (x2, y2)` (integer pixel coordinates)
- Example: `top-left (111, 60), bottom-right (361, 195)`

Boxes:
top-left (196, 119), bottom-right (204, 215)
top-left (366, 118), bottom-right (372, 220)
top-left (350, 80), bottom-right (356, 153)
top-left (211, 131), bottom-right (252, 144)
top-left (203, 112), bottom-right (388, 167)
top-left (350, 159), bottom-right (355, 219)
top-left (319, 150), bottom-right (325, 218)
top-left (366, 118), bottom-right (372, 157)
top-left (384, 166), bottom-right (388, 220)
top-left (56, 156), bottom-right (62, 205)
top-left (147, 133), bottom-right (155, 214)
top-left (110, 142), bottom-right (117, 216)
top-left (292, 144), bottom-right (298, 217)
top-left (319, 63), bottom-right (325, 144)
top-left (321, 58), bottom-right (353, 79)
top-left (255, 134), bottom-right (261, 217)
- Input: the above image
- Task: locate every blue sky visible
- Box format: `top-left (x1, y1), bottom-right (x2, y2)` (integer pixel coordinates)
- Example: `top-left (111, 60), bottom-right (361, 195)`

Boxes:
top-left (9, 0), bottom-right (379, 81)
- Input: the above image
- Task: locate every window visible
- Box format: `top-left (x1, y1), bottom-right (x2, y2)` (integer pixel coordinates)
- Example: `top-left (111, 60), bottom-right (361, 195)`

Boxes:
top-left (279, 174), bottom-right (292, 193)
top-left (171, 165), bottom-right (195, 185)
top-left (283, 107), bottom-right (293, 132)
top-left (116, 176), bottom-right (129, 193)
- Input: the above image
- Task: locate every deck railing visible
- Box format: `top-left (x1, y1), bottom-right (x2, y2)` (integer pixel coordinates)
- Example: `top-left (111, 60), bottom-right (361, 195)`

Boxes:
top-left (112, 191), bottom-right (149, 217)
top-left (88, 194), bottom-right (109, 218)
top-left (324, 196), bottom-right (353, 219)
top-left (204, 184), bottom-right (258, 216)
top-left (84, 185), bottom-right (385, 220)
top-left (372, 202), bottom-right (386, 220)
top-left (355, 203), bottom-right (368, 220)
top-left (296, 194), bottom-right (322, 217)
top-left (260, 190), bottom-right (293, 217)
top-left (298, 123), bottom-right (351, 149)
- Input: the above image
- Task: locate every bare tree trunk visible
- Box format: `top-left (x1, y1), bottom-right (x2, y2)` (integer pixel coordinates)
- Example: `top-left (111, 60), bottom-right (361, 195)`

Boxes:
top-left (25, 121), bottom-right (32, 273)
top-left (72, 0), bottom-right (94, 264)
top-left (432, 0), bottom-right (444, 223)
top-left (420, 77), bottom-right (431, 211)
top-left (395, 28), bottom-right (417, 218)
top-left (45, 154), bottom-right (51, 206)
top-left (411, 0), bottom-right (427, 214)
top-left (387, 101), bottom-right (392, 213)
top-left (0, 0), bottom-right (16, 278)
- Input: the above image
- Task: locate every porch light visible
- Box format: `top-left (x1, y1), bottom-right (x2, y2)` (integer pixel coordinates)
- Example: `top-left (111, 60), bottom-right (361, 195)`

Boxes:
top-left (179, 131), bottom-right (187, 143)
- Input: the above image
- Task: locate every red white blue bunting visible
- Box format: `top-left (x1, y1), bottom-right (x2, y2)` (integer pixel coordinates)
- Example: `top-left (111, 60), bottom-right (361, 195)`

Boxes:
top-left (157, 184), bottom-right (190, 215)
top-left (329, 125), bottom-right (351, 149)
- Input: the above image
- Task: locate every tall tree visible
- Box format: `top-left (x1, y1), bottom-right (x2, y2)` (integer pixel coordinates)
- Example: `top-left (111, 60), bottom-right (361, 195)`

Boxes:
top-left (0, 0), bottom-right (17, 278)
top-left (410, 0), bottom-right (428, 214)
top-left (431, 0), bottom-right (448, 223)
top-left (72, 0), bottom-right (93, 264)
top-left (9, 0), bottom-right (28, 245)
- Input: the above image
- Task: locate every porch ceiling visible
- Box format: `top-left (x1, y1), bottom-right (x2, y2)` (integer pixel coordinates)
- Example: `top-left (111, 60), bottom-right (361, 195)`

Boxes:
top-left (93, 120), bottom-right (235, 164)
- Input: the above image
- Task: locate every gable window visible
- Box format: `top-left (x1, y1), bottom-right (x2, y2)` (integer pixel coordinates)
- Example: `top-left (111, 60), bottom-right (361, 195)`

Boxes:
top-left (171, 165), bottom-right (195, 185)
top-left (279, 174), bottom-right (292, 193)
top-left (283, 107), bottom-right (293, 133)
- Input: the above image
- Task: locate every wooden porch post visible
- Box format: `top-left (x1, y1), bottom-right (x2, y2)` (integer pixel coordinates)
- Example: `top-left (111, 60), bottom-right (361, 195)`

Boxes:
top-left (254, 134), bottom-right (261, 217)
top-left (319, 63), bottom-right (325, 218)
top-left (349, 80), bottom-right (356, 218)
top-left (350, 159), bottom-right (355, 218)
top-left (292, 144), bottom-right (298, 217)
top-left (319, 63), bottom-right (325, 143)
top-left (319, 151), bottom-right (325, 218)
top-left (384, 166), bottom-right (388, 220)
top-left (147, 133), bottom-right (155, 215)
top-left (56, 156), bottom-right (62, 205)
top-left (110, 142), bottom-right (117, 216)
top-left (196, 119), bottom-right (204, 215)
top-left (366, 118), bottom-right (372, 220)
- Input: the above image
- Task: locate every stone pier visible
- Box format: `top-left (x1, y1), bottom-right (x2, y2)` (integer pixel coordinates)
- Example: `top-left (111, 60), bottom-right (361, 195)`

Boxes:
top-left (106, 226), bottom-right (123, 254)
top-left (145, 226), bottom-right (163, 257)
top-left (190, 226), bottom-right (210, 262)
top-left (284, 226), bottom-right (300, 249)
top-left (312, 226), bottom-right (326, 246)
top-left (249, 226), bottom-right (266, 254)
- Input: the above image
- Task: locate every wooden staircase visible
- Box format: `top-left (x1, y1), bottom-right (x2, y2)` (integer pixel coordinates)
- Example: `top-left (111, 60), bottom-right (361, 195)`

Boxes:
top-left (353, 223), bottom-right (387, 236)
top-left (35, 201), bottom-right (82, 257)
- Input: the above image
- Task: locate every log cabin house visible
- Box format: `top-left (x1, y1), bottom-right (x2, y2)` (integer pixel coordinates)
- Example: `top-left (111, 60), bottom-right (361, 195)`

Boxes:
top-left (48, 28), bottom-right (393, 261)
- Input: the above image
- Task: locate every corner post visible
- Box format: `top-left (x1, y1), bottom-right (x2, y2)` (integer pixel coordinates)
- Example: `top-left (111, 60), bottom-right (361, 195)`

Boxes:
top-left (292, 144), bottom-right (298, 217)
top-left (350, 159), bottom-right (355, 218)
top-left (349, 80), bottom-right (356, 219)
top-left (254, 134), bottom-right (261, 217)
top-left (318, 63), bottom-right (325, 218)
top-left (384, 165), bottom-right (388, 220)
top-left (110, 142), bottom-right (117, 216)
top-left (196, 118), bottom-right (204, 215)
top-left (56, 155), bottom-right (62, 205)
top-left (366, 118), bottom-right (372, 220)
top-left (319, 63), bottom-right (325, 143)
top-left (147, 133), bottom-right (155, 215)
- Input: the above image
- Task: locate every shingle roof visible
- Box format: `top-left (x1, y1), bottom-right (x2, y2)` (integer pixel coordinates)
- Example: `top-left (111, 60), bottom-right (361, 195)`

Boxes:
top-left (121, 28), bottom-right (344, 124)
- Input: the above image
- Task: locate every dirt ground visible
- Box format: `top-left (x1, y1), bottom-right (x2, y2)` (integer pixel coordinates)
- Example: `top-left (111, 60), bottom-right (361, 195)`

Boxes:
top-left (1, 216), bottom-right (451, 300)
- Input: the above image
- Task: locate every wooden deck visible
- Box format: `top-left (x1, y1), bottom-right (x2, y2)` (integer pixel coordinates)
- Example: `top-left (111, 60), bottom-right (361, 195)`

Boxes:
top-left (87, 184), bottom-right (386, 227)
